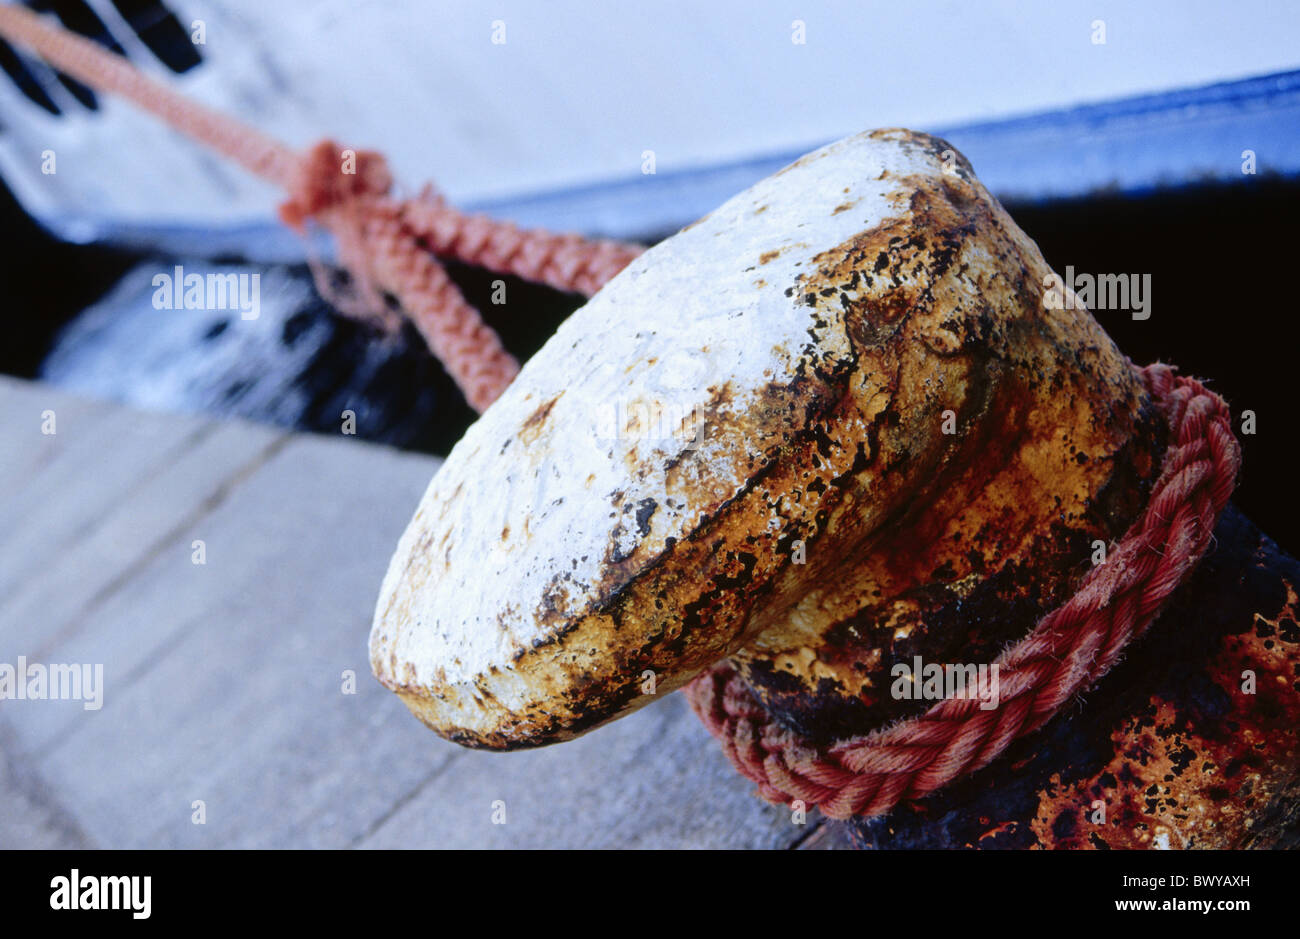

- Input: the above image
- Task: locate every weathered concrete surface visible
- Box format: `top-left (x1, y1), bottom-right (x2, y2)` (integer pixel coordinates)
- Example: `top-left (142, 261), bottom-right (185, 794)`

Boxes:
top-left (358, 692), bottom-right (808, 850)
top-left (0, 377), bottom-right (814, 848)
top-left (0, 723), bottom-right (91, 849)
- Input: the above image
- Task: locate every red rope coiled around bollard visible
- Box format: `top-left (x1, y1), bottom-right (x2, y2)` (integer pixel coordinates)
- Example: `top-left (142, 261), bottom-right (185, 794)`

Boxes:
top-left (685, 364), bottom-right (1242, 820)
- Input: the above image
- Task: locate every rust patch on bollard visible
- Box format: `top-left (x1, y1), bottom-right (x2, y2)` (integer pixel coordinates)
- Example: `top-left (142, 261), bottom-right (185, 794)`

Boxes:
top-left (734, 171), bottom-right (1164, 742)
top-left (847, 507), bottom-right (1300, 849)
top-left (1030, 542), bottom-right (1300, 849)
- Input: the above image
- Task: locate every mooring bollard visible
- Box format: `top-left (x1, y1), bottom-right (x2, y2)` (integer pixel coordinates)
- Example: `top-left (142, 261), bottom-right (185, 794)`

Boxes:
top-left (0, 0), bottom-right (1289, 852)
top-left (370, 128), bottom-right (1160, 740)
top-left (368, 128), bottom-right (1298, 847)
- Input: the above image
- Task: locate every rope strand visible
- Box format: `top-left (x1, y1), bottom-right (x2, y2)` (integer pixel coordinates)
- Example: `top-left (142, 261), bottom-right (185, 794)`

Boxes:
top-left (399, 190), bottom-right (644, 297)
top-left (0, 4), bottom-right (643, 412)
top-left (0, 4), bottom-right (296, 186)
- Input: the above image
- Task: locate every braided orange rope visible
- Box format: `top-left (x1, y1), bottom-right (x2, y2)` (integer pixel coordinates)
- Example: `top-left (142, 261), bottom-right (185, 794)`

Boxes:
top-left (275, 139), bottom-right (525, 411)
top-left (686, 364), bottom-right (1241, 819)
top-left (0, 4), bottom-right (642, 412)
top-left (399, 189), bottom-right (643, 298)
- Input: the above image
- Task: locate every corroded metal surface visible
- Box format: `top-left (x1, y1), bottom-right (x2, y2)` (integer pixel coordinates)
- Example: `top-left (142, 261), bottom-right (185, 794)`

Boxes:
top-left (368, 125), bottom-right (1299, 844)
top-left (847, 506), bottom-right (1300, 849)
top-left (372, 130), bottom-right (958, 747)
top-left (732, 136), bottom-right (1165, 742)
top-left (370, 128), bottom-right (1161, 750)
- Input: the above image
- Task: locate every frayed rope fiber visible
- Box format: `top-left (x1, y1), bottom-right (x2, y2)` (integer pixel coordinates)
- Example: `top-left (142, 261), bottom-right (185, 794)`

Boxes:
top-left (685, 363), bottom-right (1241, 820)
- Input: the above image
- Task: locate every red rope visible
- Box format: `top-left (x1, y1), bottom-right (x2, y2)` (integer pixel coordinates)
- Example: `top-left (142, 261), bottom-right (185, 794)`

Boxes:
top-left (277, 140), bottom-right (524, 412)
top-left (398, 188), bottom-right (644, 298)
top-left (0, 4), bottom-right (642, 413)
top-left (685, 364), bottom-right (1241, 819)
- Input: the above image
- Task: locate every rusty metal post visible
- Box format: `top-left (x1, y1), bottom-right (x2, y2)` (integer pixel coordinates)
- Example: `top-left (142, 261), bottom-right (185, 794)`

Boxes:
top-left (370, 128), bottom-right (1299, 846)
